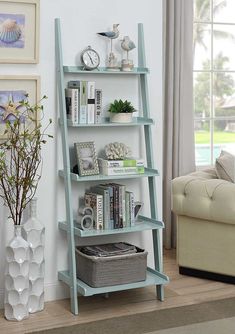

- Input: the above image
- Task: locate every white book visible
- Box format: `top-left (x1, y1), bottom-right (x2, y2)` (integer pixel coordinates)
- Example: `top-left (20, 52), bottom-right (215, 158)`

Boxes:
top-left (87, 82), bottom-right (95, 124)
top-left (99, 166), bottom-right (145, 176)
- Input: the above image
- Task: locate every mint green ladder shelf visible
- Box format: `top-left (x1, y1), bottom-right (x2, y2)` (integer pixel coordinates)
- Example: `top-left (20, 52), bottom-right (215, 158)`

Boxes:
top-left (55, 18), bottom-right (169, 315)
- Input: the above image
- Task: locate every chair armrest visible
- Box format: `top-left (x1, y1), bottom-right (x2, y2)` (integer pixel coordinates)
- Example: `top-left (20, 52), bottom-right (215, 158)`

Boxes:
top-left (172, 175), bottom-right (235, 225)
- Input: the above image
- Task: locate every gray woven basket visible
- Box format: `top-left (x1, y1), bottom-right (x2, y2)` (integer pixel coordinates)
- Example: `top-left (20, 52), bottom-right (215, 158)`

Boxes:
top-left (76, 245), bottom-right (147, 288)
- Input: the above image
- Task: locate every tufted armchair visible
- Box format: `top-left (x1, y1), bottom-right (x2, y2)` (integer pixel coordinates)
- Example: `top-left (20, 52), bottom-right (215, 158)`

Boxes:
top-left (172, 168), bottom-right (235, 282)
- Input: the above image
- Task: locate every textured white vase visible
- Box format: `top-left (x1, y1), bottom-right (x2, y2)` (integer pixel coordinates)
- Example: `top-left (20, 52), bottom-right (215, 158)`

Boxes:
top-left (110, 113), bottom-right (133, 123)
top-left (4, 225), bottom-right (30, 321)
top-left (22, 198), bottom-right (45, 313)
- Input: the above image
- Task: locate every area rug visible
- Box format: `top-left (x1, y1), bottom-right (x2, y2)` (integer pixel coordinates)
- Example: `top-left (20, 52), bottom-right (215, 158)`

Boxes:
top-left (28, 297), bottom-right (235, 334)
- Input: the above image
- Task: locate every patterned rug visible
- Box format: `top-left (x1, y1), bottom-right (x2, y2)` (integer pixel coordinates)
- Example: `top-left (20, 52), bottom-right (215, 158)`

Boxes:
top-left (28, 297), bottom-right (235, 334)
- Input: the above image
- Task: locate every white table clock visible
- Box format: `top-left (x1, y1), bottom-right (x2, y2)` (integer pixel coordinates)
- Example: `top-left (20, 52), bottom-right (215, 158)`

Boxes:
top-left (81, 46), bottom-right (100, 70)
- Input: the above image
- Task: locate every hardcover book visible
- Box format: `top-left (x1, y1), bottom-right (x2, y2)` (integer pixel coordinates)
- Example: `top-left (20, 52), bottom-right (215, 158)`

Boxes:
top-left (110, 183), bottom-right (126, 228)
top-left (91, 186), bottom-right (110, 229)
top-left (99, 166), bottom-right (145, 176)
top-left (65, 88), bottom-right (79, 124)
top-left (68, 80), bottom-right (87, 124)
top-left (87, 81), bottom-right (95, 124)
top-left (125, 191), bottom-right (135, 226)
top-left (98, 158), bottom-right (144, 168)
top-left (85, 192), bottom-right (103, 230)
top-left (95, 89), bottom-right (102, 123)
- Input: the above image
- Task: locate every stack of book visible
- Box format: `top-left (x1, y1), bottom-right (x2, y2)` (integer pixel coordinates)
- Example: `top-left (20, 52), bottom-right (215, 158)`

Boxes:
top-left (98, 158), bottom-right (145, 176)
top-left (84, 183), bottom-right (136, 230)
top-left (65, 80), bottom-right (102, 124)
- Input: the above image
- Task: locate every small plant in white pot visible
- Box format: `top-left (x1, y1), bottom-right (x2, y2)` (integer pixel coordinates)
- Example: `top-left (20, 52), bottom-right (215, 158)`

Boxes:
top-left (0, 95), bottom-right (52, 321)
top-left (109, 99), bottom-right (135, 123)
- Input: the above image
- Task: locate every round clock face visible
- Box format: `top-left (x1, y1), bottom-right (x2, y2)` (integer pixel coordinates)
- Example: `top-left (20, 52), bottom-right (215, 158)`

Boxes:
top-left (81, 47), bottom-right (100, 70)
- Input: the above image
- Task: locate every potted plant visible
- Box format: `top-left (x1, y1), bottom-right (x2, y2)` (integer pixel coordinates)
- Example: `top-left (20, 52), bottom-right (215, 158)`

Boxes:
top-left (108, 99), bottom-right (135, 123)
top-left (0, 95), bottom-right (52, 321)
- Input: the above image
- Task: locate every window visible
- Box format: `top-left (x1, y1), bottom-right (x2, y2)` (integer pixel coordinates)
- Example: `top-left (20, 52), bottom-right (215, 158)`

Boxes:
top-left (194, 0), bottom-right (235, 166)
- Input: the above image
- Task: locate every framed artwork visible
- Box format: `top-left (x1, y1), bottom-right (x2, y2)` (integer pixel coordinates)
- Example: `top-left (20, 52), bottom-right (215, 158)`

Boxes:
top-left (0, 75), bottom-right (40, 137)
top-left (0, 0), bottom-right (40, 63)
top-left (74, 141), bottom-right (99, 176)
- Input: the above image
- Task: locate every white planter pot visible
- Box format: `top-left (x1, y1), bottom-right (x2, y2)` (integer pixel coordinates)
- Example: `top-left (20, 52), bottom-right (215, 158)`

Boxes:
top-left (22, 198), bottom-right (45, 313)
top-left (110, 113), bottom-right (133, 123)
top-left (4, 225), bottom-right (30, 321)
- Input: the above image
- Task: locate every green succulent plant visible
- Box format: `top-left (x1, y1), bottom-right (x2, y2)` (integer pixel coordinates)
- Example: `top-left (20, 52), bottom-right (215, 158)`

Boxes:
top-left (108, 99), bottom-right (135, 113)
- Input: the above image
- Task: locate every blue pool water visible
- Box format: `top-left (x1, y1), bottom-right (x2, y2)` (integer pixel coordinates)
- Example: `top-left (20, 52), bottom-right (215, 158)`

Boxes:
top-left (196, 144), bottom-right (235, 166)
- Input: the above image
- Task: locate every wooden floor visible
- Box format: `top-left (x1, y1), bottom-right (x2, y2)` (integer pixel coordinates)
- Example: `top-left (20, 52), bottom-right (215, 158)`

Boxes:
top-left (1, 249), bottom-right (235, 334)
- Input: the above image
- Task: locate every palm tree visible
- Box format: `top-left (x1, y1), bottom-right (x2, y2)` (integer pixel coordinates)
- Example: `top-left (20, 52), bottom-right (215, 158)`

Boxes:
top-left (193, 0), bottom-right (234, 54)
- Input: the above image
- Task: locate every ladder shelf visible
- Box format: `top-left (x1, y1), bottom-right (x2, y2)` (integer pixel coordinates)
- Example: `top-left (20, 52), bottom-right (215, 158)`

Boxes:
top-left (55, 18), bottom-right (168, 315)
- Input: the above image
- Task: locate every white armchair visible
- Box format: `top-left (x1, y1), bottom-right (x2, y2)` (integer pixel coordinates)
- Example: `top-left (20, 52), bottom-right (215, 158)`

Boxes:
top-left (172, 168), bottom-right (235, 282)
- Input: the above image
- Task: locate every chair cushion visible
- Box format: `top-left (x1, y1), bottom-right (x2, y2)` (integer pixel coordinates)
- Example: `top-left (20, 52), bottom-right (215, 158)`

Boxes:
top-left (215, 150), bottom-right (235, 183)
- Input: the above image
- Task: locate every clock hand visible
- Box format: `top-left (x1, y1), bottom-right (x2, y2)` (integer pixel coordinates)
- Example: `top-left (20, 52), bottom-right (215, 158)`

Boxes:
top-left (88, 53), bottom-right (94, 65)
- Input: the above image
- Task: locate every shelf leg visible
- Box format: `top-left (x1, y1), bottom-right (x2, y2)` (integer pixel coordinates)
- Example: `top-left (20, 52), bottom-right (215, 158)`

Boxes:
top-left (152, 229), bottom-right (164, 301)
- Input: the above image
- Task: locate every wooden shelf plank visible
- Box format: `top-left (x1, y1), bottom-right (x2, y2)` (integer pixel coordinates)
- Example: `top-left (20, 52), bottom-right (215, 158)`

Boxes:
top-left (63, 66), bottom-right (149, 75)
top-left (58, 267), bottom-right (169, 296)
top-left (58, 215), bottom-right (164, 237)
top-left (59, 117), bottom-right (154, 127)
top-left (58, 168), bottom-right (159, 182)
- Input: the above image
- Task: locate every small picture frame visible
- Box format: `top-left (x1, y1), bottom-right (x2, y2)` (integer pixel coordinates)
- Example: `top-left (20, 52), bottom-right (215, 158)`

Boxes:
top-left (0, 0), bottom-right (40, 63)
top-left (134, 201), bottom-right (143, 221)
top-left (74, 141), bottom-right (99, 176)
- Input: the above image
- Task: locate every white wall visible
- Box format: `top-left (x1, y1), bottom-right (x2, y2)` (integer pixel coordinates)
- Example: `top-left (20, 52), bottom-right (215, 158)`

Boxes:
top-left (0, 0), bottom-right (162, 307)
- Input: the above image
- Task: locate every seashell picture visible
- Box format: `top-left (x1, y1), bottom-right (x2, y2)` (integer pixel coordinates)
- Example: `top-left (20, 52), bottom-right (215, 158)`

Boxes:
top-left (0, 90), bottom-right (26, 124)
top-left (0, 13), bottom-right (25, 48)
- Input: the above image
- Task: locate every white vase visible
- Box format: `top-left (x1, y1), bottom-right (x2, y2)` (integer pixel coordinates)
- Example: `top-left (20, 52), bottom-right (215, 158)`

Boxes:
top-left (22, 198), bottom-right (45, 313)
top-left (4, 225), bottom-right (30, 321)
top-left (110, 113), bottom-right (133, 123)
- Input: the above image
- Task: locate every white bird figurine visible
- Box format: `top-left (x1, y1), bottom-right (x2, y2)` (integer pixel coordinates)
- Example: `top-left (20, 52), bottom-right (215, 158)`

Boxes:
top-left (97, 24), bottom-right (120, 40)
top-left (121, 36), bottom-right (136, 60)
top-left (97, 24), bottom-right (120, 53)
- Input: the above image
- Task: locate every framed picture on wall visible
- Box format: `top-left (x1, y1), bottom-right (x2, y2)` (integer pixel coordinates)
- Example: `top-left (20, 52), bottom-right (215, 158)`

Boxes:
top-left (74, 141), bottom-right (100, 176)
top-left (0, 0), bottom-right (40, 63)
top-left (0, 75), bottom-right (40, 138)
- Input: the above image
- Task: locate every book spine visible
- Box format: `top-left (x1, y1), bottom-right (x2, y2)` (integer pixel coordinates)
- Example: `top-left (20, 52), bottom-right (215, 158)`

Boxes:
top-left (95, 89), bottom-right (102, 123)
top-left (98, 158), bottom-right (144, 168)
top-left (80, 81), bottom-right (87, 124)
top-left (84, 193), bottom-right (103, 230)
top-left (100, 166), bottom-right (145, 176)
top-left (125, 192), bottom-right (130, 227)
top-left (118, 185), bottom-right (123, 228)
top-left (112, 186), bottom-right (119, 229)
top-left (119, 185), bottom-right (126, 228)
top-left (108, 186), bottom-right (114, 229)
top-left (87, 81), bottom-right (95, 124)
top-left (92, 187), bottom-right (110, 230)
top-left (129, 192), bottom-right (135, 226)
top-left (65, 88), bottom-right (78, 124)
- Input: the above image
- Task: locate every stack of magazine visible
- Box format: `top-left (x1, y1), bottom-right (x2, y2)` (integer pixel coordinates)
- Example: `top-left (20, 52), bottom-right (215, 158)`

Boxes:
top-left (79, 242), bottom-right (137, 257)
top-left (98, 158), bottom-right (145, 176)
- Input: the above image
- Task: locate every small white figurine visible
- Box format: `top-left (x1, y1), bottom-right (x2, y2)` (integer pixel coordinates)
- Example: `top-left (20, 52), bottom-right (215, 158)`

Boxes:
top-left (120, 36), bottom-right (136, 71)
top-left (97, 24), bottom-right (120, 71)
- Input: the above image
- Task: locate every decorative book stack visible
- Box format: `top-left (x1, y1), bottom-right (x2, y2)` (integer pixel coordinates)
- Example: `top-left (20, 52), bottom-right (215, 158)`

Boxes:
top-left (82, 183), bottom-right (136, 230)
top-left (65, 80), bottom-right (102, 124)
top-left (98, 158), bottom-right (145, 176)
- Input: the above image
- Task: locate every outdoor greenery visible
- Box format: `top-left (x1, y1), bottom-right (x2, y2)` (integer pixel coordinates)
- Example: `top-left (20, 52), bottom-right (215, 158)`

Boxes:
top-left (109, 99), bottom-right (135, 114)
top-left (0, 96), bottom-right (52, 225)
top-left (195, 131), bottom-right (235, 144)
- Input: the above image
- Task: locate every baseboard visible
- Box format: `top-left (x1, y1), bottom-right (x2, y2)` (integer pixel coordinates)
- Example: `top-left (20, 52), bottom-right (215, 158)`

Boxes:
top-left (0, 281), bottom-right (70, 310)
top-left (179, 266), bottom-right (235, 284)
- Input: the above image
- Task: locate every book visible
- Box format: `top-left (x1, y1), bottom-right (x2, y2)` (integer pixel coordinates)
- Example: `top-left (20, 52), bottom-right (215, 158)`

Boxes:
top-left (110, 184), bottom-right (119, 229)
top-left (110, 183), bottom-right (126, 228)
top-left (95, 89), bottom-right (102, 123)
top-left (91, 186), bottom-right (110, 229)
top-left (98, 158), bottom-right (144, 168)
top-left (65, 88), bottom-right (79, 124)
top-left (100, 184), bottom-right (114, 229)
top-left (99, 166), bottom-right (145, 176)
top-left (84, 192), bottom-right (103, 230)
top-left (126, 191), bottom-right (135, 226)
top-left (125, 192), bottom-right (130, 227)
top-left (68, 81), bottom-right (87, 124)
top-left (87, 81), bottom-right (95, 124)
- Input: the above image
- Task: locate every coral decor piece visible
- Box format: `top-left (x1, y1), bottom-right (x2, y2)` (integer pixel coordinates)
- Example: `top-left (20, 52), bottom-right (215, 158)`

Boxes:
top-left (105, 142), bottom-right (131, 160)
